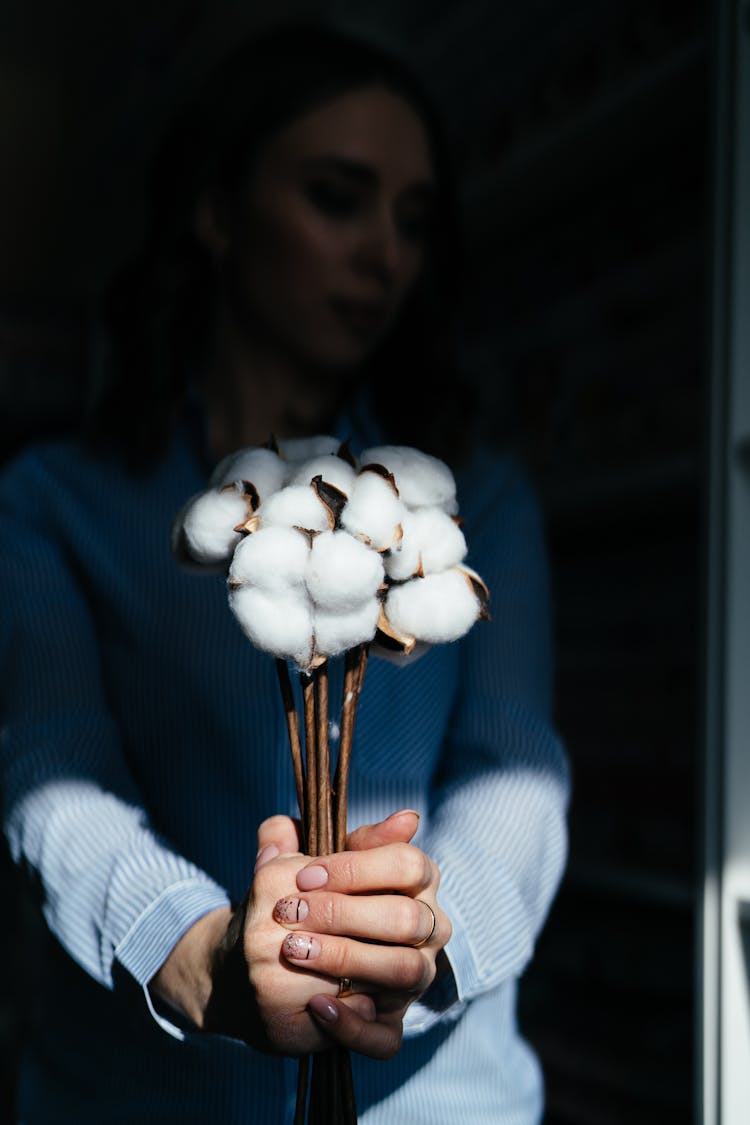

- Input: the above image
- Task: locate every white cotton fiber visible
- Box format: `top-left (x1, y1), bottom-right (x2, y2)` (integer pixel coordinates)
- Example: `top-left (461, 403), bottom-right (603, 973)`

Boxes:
top-left (340, 469), bottom-right (406, 551)
top-left (288, 455), bottom-right (356, 495)
top-left (313, 598), bottom-right (381, 658)
top-left (385, 507), bottom-right (467, 581)
top-left (305, 530), bottom-right (384, 611)
top-left (229, 526), bottom-right (309, 589)
top-left (229, 585), bottom-right (313, 667)
top-left (278, 435), bottom-right (342, 464)
top-left (384, 569), bottom-right (480, 643)
top-left (178, 487), bottom-right (247, 565)
top-left (383, 531), bottom-right (420, 582)
top-left (360, 445), bottom-right (458, 515)
top-left (258, 485), bottom-right (333, 532)
top-left (210, 446), bottom-right (287, 500)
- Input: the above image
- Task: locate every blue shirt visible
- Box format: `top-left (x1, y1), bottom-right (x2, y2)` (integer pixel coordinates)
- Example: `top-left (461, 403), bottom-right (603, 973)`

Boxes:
top-left (0, 406), bottom-right (569, 1124)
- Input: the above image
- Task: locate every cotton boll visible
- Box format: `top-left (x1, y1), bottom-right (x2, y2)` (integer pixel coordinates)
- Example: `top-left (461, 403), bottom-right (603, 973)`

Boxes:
top-left (229, 526), bottom-right (310, 590)
top-left (340, 468), bottom-right (406, 551)
top-left (258, 485), bottom-right (333, 532)
top-left (288, 455), bottom-right (356, 496)
top-left (360, 445), bottom-right (458, 515)
top-left (385, 507), bottom-right (467, 580)
top-left (209, 446), bottom-right (287, 501)
top-left (306, 530), bottom-right (384, 611)
top-left (418, 510), bottom-right (467, 572)
top-left (383, 535), bottom-right (421, 582)
top-left (278, 435), bottom-right (341, 465)
top-left (229, 585), bottom-right (313, 667)
top-left (313, 598), bottom-right (380, 658)
top-left (175, 486), bottom-right (248, 566)
top-left (384, 569), bottom-right (481, 644)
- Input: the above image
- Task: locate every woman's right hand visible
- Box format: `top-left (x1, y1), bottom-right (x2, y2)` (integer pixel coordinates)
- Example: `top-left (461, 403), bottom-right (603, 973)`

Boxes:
top-left (149, 809), bottom-right (425, 1056)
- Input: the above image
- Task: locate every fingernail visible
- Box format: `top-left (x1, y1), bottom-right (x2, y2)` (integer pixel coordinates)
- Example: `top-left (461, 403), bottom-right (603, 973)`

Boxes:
top-left (254, 844), bottom-right (279, 872)
top-left (297, 864), bottom-right (328, 890)
top-left (273, 897), bottom-right (309, 923)
top-left (283, 934), bottom-right (321, 960)
top-left (308, 994), bottom-right (338, 1022)
top-left (390, 809), bottom-right (420, 820)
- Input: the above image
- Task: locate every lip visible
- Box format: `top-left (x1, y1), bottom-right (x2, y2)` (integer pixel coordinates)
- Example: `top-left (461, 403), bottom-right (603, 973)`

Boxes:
top-left (330, 297), bottom-right (390, 337)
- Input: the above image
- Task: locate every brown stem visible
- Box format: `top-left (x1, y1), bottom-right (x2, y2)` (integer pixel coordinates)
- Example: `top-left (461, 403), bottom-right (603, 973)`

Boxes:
top-left (333, 1045), bottom-right (357, 1124)
top-left (314, 662), bottom-right (332, 854)
top-left (294, 1055), bottom-right (310, 1125)
top-left (297, 648), bottom-right (366, 1124)
top-left (334, 644), bottom-right (369, 852)
top-left (275, 658), bottom-right (305, 826)
top-left (301, 671), bottom-right (318, 857)
top-left (276, 663), bottom-right (315, 1125)
top-left (297, 670), bottom-right (319, 1125)
top-left (356, 641), bottom-right (369, 693)
top-left (329, 1049), bottom-right (342, 1124)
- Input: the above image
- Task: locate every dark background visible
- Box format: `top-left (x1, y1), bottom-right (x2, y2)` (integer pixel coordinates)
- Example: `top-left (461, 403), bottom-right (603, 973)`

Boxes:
top-left (0, 1), bottom-right (709, 1121)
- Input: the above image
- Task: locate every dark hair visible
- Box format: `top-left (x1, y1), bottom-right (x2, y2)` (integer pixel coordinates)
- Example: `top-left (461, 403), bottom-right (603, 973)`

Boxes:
top-left (87, 20), bottom-right (476, 472)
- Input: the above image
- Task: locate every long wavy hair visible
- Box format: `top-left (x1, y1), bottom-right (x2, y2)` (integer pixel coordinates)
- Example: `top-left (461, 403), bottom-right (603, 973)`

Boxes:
top-left (86, 20), bottom-right (476, 473)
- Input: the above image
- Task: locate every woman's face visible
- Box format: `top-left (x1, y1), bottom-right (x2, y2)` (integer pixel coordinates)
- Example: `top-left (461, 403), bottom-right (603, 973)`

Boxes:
top-left (212, 84), bottom-right (437, 373)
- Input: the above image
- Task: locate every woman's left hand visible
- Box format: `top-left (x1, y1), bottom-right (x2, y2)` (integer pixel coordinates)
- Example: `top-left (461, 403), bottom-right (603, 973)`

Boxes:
top-left (270, 837), bottom-right (451, 1058)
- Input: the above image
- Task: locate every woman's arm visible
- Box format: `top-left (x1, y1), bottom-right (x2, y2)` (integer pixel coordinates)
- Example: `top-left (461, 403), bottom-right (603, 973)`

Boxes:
top-left (0, 451), bottom-right (230, 995)
top-left (403, 459), bottom-right (571, 1034)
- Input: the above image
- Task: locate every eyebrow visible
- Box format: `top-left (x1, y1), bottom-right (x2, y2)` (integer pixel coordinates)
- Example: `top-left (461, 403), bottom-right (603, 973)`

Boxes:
top-left (300, 155), bottom-right (435, 196)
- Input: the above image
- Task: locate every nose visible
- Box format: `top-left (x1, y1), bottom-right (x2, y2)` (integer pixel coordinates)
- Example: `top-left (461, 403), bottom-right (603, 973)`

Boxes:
top-left (354, 207), bottom-right (405, 289)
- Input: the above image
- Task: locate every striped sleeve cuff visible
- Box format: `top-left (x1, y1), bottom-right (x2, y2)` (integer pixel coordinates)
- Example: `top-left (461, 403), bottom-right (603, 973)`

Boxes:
top-left (437, 855), bottom-right (535, 1002)
top-left (115, 877), bottom-right (232, 1042)
top-left (114, 877), bottom-right (231, 986)
top-left (402, 950), bottom-right (465, 1037)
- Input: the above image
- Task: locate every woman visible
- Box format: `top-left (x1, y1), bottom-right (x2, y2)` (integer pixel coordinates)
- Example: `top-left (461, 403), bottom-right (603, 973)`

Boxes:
top-left (0, 20), bottom-right (569, 1124)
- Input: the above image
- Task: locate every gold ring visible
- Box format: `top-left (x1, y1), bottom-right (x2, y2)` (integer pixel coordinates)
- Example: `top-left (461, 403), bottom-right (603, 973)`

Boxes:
top-left (337, 977), bottom-right (354, 998)
top-left (413, 900), bottom-right (437, 948)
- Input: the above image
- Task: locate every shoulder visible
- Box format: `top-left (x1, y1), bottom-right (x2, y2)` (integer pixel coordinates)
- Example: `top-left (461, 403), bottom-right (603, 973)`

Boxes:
top-left (0, 438), bottom-right (90, 512)
top-left (0, 425), bottom-right (201, 522)
top-left (2, 437), bottom-right (92, 480)
top-left (0, 433), bottom-right (132, 503)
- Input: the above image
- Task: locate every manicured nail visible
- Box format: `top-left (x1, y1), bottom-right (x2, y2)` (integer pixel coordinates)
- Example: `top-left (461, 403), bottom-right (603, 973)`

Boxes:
top-left (254, 844), bottom-right (279, 872)
top-left (297, 864), bottom-right (328, 890)
top-left (283, 934), bottom-right (321, 960)
top-left (308, 994), bottom-right (338, 1023)
top-left (274, 897), bottom-right (309, 923)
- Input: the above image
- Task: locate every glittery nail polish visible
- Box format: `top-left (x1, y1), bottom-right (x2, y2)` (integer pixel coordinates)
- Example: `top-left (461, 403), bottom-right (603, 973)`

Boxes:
top-left (273, 897), bottom-right (309, 923)
top-left (283, 933), bottom-right (321, 960)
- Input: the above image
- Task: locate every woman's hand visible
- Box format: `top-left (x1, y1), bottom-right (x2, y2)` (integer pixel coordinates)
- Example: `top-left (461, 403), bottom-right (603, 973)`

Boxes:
top-left (149, 809), bottom-right (451, 1059)
top-left (273, 833), bottom-right (451, 1059)
top-left (203, 848), bottom-right (380, 1055)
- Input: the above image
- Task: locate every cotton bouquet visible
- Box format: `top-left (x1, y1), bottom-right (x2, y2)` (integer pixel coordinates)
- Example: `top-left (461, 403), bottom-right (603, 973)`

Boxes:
top-left (171, 435), bottom-right (490, 1124)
